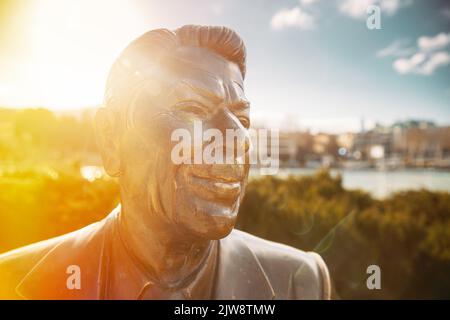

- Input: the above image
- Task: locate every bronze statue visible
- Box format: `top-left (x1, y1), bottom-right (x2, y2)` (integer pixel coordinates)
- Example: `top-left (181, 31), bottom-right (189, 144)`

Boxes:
top-left (0, 25), bottom-right (330, 300)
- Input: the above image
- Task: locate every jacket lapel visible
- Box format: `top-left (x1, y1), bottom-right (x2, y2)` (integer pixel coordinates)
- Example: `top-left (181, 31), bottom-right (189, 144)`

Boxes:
top-left (15, 217), bottom-right (111, 300)
top-left (214, 230), bottom-right (275, 300)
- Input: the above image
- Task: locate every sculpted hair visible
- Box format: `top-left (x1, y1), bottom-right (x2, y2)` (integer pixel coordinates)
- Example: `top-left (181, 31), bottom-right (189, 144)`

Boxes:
top-left (104, 25), bottom-right (246, 122)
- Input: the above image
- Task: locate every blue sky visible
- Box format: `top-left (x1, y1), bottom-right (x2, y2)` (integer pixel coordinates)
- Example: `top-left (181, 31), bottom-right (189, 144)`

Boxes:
top-left (0, 0), bottom-right (449, 132)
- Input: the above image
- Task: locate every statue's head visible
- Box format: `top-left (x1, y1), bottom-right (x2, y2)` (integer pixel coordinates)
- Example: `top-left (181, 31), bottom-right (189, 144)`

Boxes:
top-left (95, 25), bottom-right (250, 240)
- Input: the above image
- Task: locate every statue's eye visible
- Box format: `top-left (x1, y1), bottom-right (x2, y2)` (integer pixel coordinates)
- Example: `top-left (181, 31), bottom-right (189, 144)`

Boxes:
top-left (238, 116), bottom-right (250, 129)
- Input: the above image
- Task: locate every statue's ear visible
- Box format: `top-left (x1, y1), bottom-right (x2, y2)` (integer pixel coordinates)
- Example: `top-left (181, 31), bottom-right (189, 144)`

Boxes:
top-left (95, 108), bottom-right (122, 177)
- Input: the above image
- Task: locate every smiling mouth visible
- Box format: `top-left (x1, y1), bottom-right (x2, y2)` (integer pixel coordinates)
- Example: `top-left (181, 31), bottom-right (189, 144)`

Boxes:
top-left (177, 164), bottom-right (246, 206)
top-left (179, 171), bottom-right (242, 206)
top-left (187, 174), bottom-right (242, 204)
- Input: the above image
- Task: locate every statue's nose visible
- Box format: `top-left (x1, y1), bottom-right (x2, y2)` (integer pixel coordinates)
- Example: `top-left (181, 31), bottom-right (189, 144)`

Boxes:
top-left (205, 107), bottom-right (250, 157)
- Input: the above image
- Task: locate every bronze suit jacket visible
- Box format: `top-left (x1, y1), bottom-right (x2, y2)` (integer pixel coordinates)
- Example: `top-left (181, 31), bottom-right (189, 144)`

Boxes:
top-left (0, 208), bottom-right (331, 300)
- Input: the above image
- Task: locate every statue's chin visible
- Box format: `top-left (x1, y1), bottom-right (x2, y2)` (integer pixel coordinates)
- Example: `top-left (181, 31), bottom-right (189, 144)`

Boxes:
top-left (192, 221), bottom-right (236, 241)
top-left (200, 214), bottom-right (237, 240)
top-left (175, 193), bottom-right (239, 240)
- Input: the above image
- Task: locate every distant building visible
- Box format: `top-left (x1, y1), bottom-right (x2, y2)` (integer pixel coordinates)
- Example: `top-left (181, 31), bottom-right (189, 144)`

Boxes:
top-left (255, 119), bottom-right (450, 169)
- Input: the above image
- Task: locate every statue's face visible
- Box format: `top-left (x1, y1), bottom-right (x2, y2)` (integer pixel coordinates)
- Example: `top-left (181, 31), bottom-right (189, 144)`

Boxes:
top-left (118, 46), bottom-right (250, 239)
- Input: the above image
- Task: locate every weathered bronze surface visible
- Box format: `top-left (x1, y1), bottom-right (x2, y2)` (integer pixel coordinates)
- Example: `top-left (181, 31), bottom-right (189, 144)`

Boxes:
top-left (0, 25), bottom-right (330, 300)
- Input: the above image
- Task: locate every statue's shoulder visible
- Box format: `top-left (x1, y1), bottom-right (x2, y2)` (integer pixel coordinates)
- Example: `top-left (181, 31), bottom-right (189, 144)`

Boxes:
top-left (0, 219), bottom-right (108, 299)
top-left (228, 229), bottom-right (331, 299)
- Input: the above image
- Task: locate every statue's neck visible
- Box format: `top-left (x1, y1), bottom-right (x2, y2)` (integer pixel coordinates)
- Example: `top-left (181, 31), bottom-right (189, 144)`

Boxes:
top-left (117, 203), bottom-right (212, 287)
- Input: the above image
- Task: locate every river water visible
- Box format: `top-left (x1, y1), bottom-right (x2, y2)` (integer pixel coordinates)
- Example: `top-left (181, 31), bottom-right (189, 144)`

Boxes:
top-left (250, 168), bottom-right (450, 198)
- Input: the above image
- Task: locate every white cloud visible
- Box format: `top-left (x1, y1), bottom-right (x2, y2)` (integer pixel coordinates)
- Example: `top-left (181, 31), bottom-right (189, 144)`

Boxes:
top-left (379, 0), bottom-right (411, 15)
top-left (381, 32), bottom-right (450, 76)
top-left (339, 0), bottom-right (375, 18)
top-left (393, 52), bottom-right (426, 74)
top-left (271, 7), bottom-right (315, 30)
top-left (419, 52), bottom-right (450, 75)
top-left (418, 32), bottom-right (450, 52)
top-left (393, 51), bottom-right (450, 75)
top-left (339, 0), bottom-right (412, 19)
top-left (300, 0), bottom-right (318, 6)
top-left (271, 0), bottom-right (412, 31)
top-left (376, 39), bottom-right (415, 58)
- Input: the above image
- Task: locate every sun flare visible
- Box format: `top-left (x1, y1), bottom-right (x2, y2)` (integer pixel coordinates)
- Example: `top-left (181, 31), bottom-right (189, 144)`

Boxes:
top-left (0, 0), bottom-right (148, 110)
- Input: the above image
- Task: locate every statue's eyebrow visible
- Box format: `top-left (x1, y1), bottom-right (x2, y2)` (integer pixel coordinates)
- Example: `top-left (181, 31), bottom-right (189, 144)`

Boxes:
top-left (227, 99), bottom-right (250, 112)
top-left (172, 78), bottom-right (248, 112)
top-left (178, 79), bottom-right (225, 103)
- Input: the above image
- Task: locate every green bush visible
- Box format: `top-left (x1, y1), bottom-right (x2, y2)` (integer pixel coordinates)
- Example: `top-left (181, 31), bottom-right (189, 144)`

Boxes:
top-left (237, 170), bottom-right (450, 299)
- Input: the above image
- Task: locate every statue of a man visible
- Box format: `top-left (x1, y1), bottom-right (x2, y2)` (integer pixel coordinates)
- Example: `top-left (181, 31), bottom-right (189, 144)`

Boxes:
top-left (0, 25), bottom-right (330, 300)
